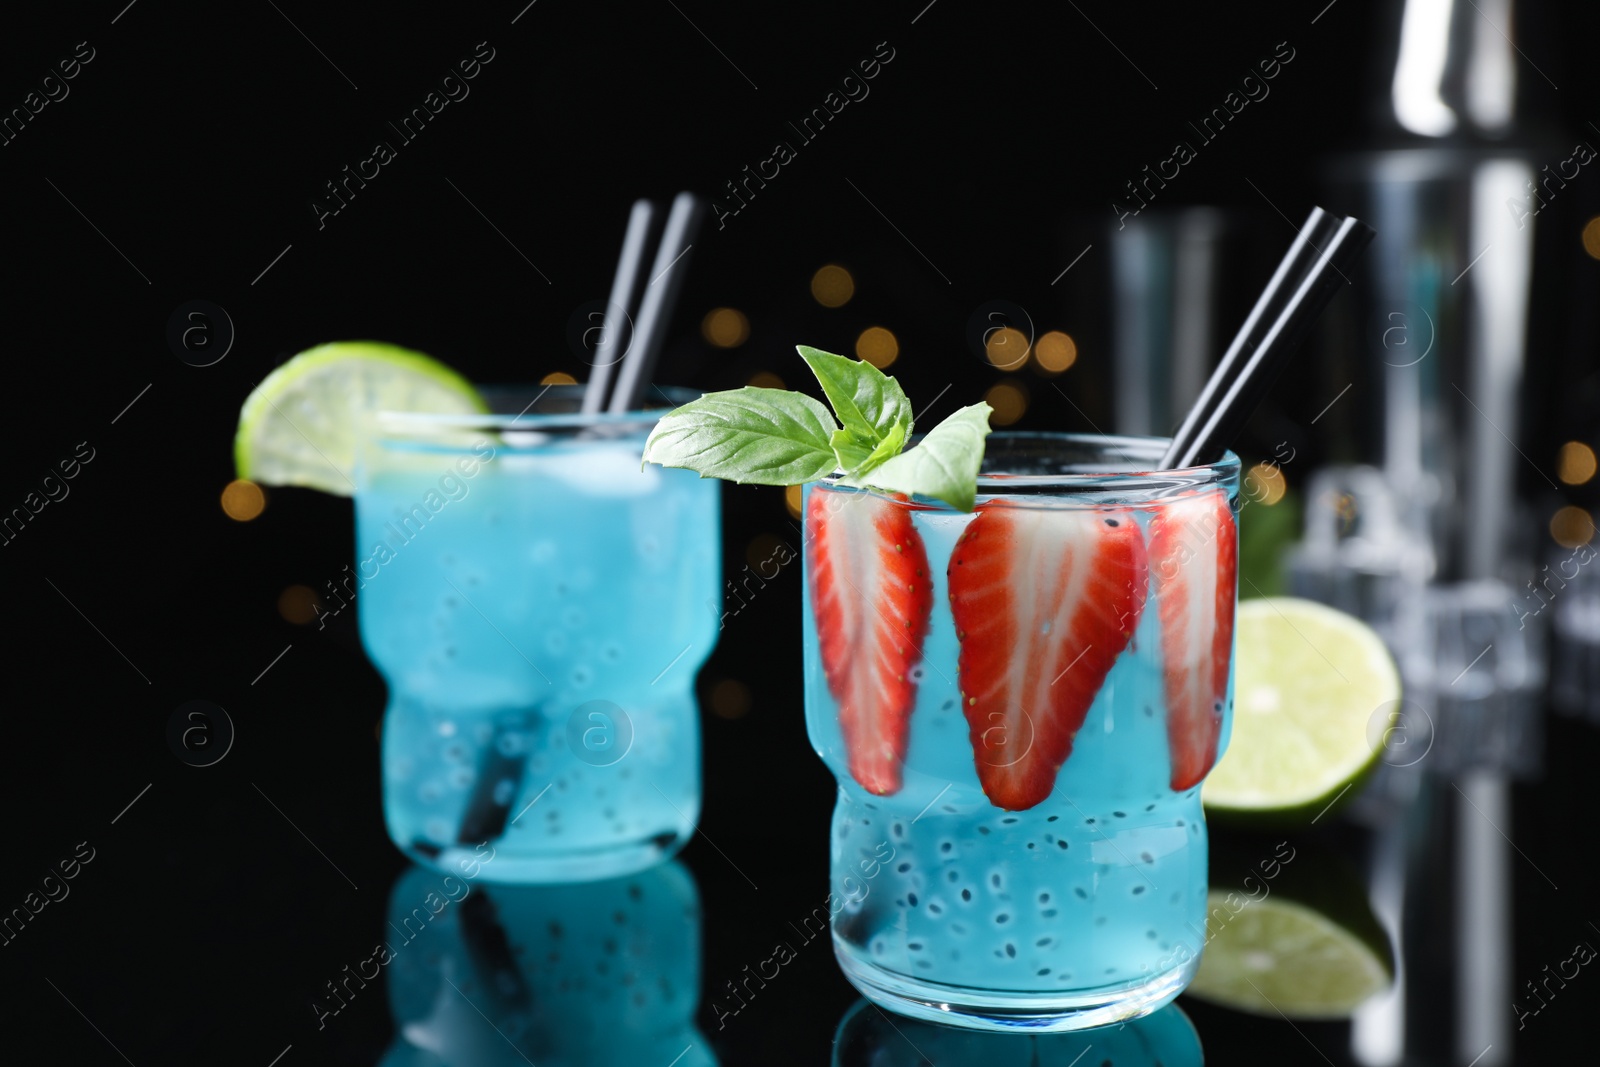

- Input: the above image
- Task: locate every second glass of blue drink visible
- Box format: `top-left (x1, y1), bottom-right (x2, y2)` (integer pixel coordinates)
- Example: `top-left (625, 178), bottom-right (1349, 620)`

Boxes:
top-left (354, 386), bottom-right (720, 883)
top-left (803, 433), bottom-right (1239, 1030)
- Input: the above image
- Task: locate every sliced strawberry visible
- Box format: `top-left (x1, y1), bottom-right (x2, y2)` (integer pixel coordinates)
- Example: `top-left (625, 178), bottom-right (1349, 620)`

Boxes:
top-left (805, 488), bottom-right (934, 795)
top-left (948, 503), bottom-right (1148, 811)
top-left (1148, 489), bottom-right (1238, 791)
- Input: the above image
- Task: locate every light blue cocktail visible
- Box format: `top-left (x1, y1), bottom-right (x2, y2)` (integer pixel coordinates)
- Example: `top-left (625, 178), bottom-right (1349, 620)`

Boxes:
top-left (803, 434), bottom-right (1238, 1029)
top-left (355, 387), bottom-right (719, 882)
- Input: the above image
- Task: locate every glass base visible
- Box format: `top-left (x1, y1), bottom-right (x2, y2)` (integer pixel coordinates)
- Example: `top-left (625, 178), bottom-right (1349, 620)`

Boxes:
top-left (834, 934), bottom-right (1198, 1032)
top-left (402, 829), bottom-right (688, 885)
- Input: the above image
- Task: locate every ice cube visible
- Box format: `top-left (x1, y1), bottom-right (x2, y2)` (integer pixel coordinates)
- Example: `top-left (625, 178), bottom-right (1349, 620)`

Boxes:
top-left (550, 442), bottom-right (661, 497)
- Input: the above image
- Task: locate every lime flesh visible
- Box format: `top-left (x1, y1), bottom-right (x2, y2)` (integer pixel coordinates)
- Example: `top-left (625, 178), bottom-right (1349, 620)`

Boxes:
top-left (1186, 890), bottom-right (1393, 1018)
top-left (1204, 597), bottom-right (1401, 819)
top-left (234, 341), bottom-right (486, 495)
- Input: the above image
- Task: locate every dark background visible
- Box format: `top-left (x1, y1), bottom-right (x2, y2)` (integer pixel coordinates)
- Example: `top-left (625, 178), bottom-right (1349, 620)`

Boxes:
top-left (3, 1), bottom-right (1599, 1063)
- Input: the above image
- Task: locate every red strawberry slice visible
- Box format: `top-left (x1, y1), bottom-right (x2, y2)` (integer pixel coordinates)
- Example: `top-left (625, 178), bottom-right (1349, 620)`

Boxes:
top-left (1148, 489), bottom-right (1237, 791)
top-left (948, 503), bottom-right (1148, 811)
top-left (805, 487), bottom-right (934, 795)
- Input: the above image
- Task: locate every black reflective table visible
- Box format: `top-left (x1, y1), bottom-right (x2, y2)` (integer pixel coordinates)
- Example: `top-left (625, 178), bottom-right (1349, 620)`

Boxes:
top-left (10, 507), bottom-right (1599, 1064)
top-left (7, 3), bottom-right (1600, 1063)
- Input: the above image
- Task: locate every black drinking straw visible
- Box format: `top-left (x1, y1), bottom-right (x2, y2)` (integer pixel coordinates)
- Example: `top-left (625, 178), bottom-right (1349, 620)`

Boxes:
top-left (608, 191), bottom-right (705, 412)
top-left (456, 202), bottom-right (651, 845)
top-left (456, 194), bottom-right (705, 848)
top-left (1159, 210), bottom-right (1374, 470)
top-left (1161, 207), bottom-right (1338, 468)
top-left (582, 200), bottom-right (659, 414)
top-left (456, 709), bottom-right (536, 847)
top-left (457, 889), bottom-right (531, 1011)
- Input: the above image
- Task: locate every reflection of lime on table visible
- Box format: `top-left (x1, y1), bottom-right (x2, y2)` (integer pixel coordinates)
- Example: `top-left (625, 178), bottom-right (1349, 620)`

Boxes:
top-left (1186, 887), bottom-right (1394, 1018)
top-left (1204, 597), bottom-right (1402, 821)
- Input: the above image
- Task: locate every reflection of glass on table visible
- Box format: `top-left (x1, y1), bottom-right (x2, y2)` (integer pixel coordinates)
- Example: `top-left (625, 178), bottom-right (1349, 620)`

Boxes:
top-left (831, 997), bottom-right (1202, 1066)
top-left (380, 860), bottom-right (715, 1067)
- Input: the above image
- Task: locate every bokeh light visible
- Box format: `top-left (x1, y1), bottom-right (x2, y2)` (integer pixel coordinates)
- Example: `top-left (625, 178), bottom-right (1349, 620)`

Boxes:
top-left (1558, 441), bottom-right (1597, 485)
top-left (278, 584), bottom-right (321, 625)
top-left (855, 326), bottom-right (899, 368)
top-left (540, 371), bottom-right (577, 385)
top-left (1034, 331), bottom-right (1077, 373)
top-left (810, 264), bottom-right (855, 307)
top-left (1245, 462), bottom-right (1288, 506)
top-left (745, 532), bottom-right (786, 571)
top-left (784, 484), bottom-right (803, 519)
top-left (710, 678), bottom-right (752, 719)
top-left (984, 327), bottom-right (1031, 371)
top-left (985, 380), bottom-right (1028, 426)
top-left (702, 307), bottom-right (750, 348)
top-left (1551, 506), bottom-right (1596, 548)
top-left (1583, 217), bottom-right (1600, 260)
top-left (748, 371), bottom-right (785, 389)
top-left (221, 479), bottom-right (265, 522)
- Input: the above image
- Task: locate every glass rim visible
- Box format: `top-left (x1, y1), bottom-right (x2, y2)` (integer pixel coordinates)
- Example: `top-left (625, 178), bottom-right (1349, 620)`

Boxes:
top-left (369, 383), bottom-right (696, 438)
top-left (817, 432), bottom-right (1239, 503)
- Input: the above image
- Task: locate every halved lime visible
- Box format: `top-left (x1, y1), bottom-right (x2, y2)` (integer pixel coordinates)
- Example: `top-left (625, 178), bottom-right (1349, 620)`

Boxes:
top-left (1204, 597), bottom-right (1401, 821)
top-left (1186, 885), bottom-right (1393, 1018)
top-left (234, 342), bottom-right (486, 495)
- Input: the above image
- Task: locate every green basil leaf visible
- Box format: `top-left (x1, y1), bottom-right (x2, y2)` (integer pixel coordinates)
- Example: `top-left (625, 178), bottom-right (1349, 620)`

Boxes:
top-left (830, 417), bottom-right (909, 477)
top-left (858, 419), bottom-right (908, 471)
top-left (797, 345), bottom-right (913, 457)
top-left (642, 387), bottom-right (841, 485)
top-left (829, 427), bottom-right (875, 474)
top-left (861, 402), bottom-right (993, 512)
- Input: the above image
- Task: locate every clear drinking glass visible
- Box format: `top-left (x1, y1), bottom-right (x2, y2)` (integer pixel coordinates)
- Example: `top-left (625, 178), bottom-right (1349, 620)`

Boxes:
top-left (354, 386), bottom-right (720, 883)
top-left (802, 433), bottom-right (1239, 1030)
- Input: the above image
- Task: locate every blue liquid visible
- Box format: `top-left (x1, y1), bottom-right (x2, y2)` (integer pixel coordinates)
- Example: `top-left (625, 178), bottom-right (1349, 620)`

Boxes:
top-left (357, 431), bottom-right (719, 882)
top-left (803, 487), bottom-right (1235, 1028)
top-left (381, 860), bottom-right (716, 1067)
top-left (832, 998), bottom-right (1203, 1066)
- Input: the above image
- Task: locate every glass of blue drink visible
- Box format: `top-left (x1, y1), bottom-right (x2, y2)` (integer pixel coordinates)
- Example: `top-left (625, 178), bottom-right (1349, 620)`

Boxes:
top-left (355, 386), bottom-right (720, 883)
top-left (803, 434), bottom-right (1238, 1030)
top-left (380, 860), bottom-right (715, 1067)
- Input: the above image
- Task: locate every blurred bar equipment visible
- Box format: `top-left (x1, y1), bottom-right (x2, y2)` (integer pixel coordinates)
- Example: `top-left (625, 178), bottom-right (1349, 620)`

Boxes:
top-left (1549, 538), bottom-right (1600, 717)
top-left (1287, 1), bottom-right (1554, 1064)
top-left (1110, 208), bottom-right (1229, 438)
top-left (1104, 5), bottom-right (1563, 1059)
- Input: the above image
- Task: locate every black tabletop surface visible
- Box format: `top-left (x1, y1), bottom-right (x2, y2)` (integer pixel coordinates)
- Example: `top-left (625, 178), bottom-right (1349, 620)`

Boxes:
top-left (6, 2), bottom-right (1600, 1064)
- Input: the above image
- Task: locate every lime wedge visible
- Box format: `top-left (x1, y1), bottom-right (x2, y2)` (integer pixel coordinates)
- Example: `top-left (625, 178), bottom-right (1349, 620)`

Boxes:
top-left (1186, 887), bottom-right (1393, 1018)
top-left (1204, 597), bottom-right (1401, 821)
top-left (234, 342), bottom-right (486, 495)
